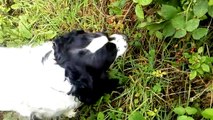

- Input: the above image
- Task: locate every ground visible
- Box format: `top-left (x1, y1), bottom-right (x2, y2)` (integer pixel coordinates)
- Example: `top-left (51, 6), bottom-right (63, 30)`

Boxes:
top-left (0, 0), bottom-right (213, 120)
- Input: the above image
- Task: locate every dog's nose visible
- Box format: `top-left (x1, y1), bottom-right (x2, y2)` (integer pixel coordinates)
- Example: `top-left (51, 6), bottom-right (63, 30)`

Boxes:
top-left (120, 34), bottom-right (128, 41)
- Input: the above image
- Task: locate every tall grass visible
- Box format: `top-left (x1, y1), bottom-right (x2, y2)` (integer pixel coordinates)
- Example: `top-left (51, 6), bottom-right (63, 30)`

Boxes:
top-left (1, 0), bottom-right (213, 120)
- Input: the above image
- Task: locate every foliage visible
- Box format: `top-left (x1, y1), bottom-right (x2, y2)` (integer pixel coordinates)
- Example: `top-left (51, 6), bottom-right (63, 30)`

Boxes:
top-left (174, 106), bottom-right (213, 120)
top-left (184, 47), bottom-right (213, 80)
top-left (0, 0), bottom-right (213, 120)
top-left (136, 0), bottom-right (212, 41)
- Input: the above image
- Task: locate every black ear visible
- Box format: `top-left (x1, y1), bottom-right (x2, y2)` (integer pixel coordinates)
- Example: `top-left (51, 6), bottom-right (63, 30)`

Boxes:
top-left (65, 66), bottom-right (95, 103)
top-left (52, 30), bottom-right (86, 67)
top-left (85, 42), bottom-right (117, 71)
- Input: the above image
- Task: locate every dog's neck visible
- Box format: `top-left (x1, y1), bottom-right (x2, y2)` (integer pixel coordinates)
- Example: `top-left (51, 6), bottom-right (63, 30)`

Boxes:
top-left (37, 42), bottom-right (72, 94)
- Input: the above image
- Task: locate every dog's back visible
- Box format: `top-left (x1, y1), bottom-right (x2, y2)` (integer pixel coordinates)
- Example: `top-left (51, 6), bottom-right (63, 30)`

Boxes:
top-left (0, 43), bottom-right (81, 118)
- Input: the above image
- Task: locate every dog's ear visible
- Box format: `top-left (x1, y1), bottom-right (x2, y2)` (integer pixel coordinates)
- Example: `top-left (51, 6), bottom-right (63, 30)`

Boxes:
top-left (85, 42), bottom-right (118, 71)
top-left (65, 66), bottom-right (95, 103)
top-left (52, 30), bottom-right (86, 67)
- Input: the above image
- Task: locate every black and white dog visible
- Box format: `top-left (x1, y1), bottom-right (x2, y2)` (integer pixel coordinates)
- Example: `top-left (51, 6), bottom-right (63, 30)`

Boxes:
top-left (0, 30), bottom-right (127, 119)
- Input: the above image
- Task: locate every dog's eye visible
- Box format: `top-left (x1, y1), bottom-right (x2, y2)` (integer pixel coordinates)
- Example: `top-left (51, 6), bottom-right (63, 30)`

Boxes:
top-left (52, 42), bottom-right (57, 48)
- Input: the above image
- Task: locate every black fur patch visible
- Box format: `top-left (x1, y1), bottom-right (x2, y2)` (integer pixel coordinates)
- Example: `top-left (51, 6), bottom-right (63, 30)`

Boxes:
top-left (52, 30), bottom-right (119, 104)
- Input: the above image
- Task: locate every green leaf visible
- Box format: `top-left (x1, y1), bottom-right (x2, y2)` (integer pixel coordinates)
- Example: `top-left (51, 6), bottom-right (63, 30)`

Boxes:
top-left (185, 107), bottom-right (197, 115)
top-left (133, 0), bottom-right (138, 3)
top-left (197, 68), bottom-right (204, 75)
top-left (202, 108), bottom-right (213, 118)
top-left (183, 53), bottom-right (191, 58)
top-left (190, 70), bottom-right (197, 80)
top-left (128, 111), bottom-right (145, 120)
top-left (97, 112), bottom-right (105, 120)
top-left (137, 22), bottom-right (149, 28)
top-left (201, 63), bottom-right (210, 72)
top-left (135, 4), bottom-right (144, 19)
top-left (18, 22), bottom-right (32, 39)
top-left (158, 5), bottom-right (178, 20)
top-left (163, 22), bottom-right (175, 38)
top-left (192, 28), bottom-right (208, 40)
top-left (155, 31), bottom-right (163, 39)
top-left (208, 6), bottom-right (213, 17)
top-left (153, 83), bottom-right (162, 93)
top-left (185, 19), bottom-right (200, 32)
top-left (209, 0), bottom-right (213, 6)
top-left (177, 115), bottom-right (194, 120)
top-left (11, 3), bottom-right (22, 10)
top-left (201, 56), bottom-right (207, 63)
top-left (171, 14), bottom-right (185, 29)
top-left (198, 47), bottom-right (204, 54)
top-left (177, 115), bottom-right (187, 120)
top-left (147, 111), bottom-right (156, 116)
top-left (138, 0), bottom-right (153, 6)
top-left (173, 106), bottom-right (185, 115)
top-left (174, 29), bottom-right (186, 38)
top-left (191, 63), bottom-right (201, 69)
top-left (193, 0), bottom-right (208, 18)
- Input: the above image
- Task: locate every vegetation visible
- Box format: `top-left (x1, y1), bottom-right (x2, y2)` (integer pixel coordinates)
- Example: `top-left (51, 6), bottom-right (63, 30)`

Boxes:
top-left (0, 0), bottom-right (213, 119)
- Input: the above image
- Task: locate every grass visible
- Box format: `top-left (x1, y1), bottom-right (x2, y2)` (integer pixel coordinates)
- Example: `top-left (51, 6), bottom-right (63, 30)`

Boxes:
top-left (1, 0), bottom-right (213, 120)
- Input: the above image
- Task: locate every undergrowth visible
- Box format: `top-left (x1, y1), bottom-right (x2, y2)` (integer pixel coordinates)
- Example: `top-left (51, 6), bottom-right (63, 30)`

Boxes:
top-left (0, 0), bottom-right (213, 120)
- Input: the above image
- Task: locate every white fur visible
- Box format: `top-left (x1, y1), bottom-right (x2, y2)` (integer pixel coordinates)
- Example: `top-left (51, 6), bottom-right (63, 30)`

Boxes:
top-left (110, 34), bottom-right (128, 58)
top-left (85, 36), bottom-right (109, 53)
top-left (0, 43), bottom-right (81, 118)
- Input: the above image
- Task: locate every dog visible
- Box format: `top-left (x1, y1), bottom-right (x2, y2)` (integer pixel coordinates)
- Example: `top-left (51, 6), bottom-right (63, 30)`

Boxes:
top-left (0, 30), bottom-right (128, 119)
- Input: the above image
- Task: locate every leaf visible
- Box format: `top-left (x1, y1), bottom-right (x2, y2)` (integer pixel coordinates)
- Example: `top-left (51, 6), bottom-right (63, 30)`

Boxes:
top-left (183, 52), bottom-right (191, 58)
top-left (45, 30), bottom-right (57, 39)
top-left (197, 68), bottom-right (204, 75)
top-left (171, 14), bottom-right (185, 29)
top-left (193, 0), bottom-right (208, 18)
top-left (163, 22), bottom-right (175, 38)
top-left (147, 111), bottom-right (156, 116)
top-left (201, 56), bottom-right (207, 63)
top-left (173, 106), bottom-right (185, 115)
top-left (191, 63), bottom-right (201, 69)
top-left (137, 22), bottom-right (149, 28)
top-left (192, 28), bottom-right (208, 40)
top-left (198, 47), bottom-right (204, 54)
top-left (201, 63), bottom-right (210, 72)
top-left (177, 115), bottom-right (187, 120)
top-left (11, 3), bottom-right (22, 9)
top-left (153, 83), bottom-right (162, 93)
top-left (202, 108), bottom-right (213, 118)
top-left (209, 0), bottom-right (213, 6)
top-left (18, 22), bottom-right (32, 39)
top-left (177, 115), bottom-right (194, 120)
top-left (138, 0), bottom-right (153, 6)
top-left (158, 5), bottom-right (178, 20)
top-left (174, 29), bottom-right (186, 38)
top-left (97, 112), bottom-right (105, 120)
top-left (155, 31), bottom-right (163, 39)
top-left (208, 6), bottom-right (213, 17)
top-left (190, 70), bottom-right (197, 80)
top-left (185, 107), bottom-right (197, 115)
top-left (135, 4), bottom-right (144, 19)
top-left (133, 0), bottom-right (138, 3)
top-left (185, 19), bottom-right (200, 32)
top-left (128, 111), bottom-right (145, 120)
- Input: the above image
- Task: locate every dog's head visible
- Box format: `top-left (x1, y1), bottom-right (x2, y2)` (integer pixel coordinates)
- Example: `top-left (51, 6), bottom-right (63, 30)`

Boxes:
top-left (52, 30), bottom-right (127, 104)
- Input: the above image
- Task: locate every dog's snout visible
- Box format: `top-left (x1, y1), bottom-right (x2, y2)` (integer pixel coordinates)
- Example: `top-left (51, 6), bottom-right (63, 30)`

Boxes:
top-left (120, 34), bottom-right (128, 41)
